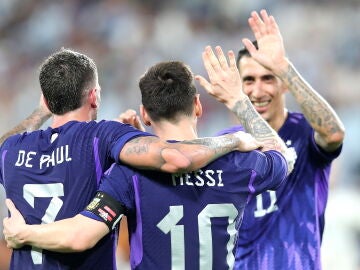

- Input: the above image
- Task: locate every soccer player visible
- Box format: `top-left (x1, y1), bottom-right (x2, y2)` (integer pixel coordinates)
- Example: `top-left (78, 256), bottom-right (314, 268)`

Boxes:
top-left (0, 48), bottom-right (261, 270)
top-left (3, 48), bottom-right (293, 269)
top-left (214, 10), bottom-right (345, 269)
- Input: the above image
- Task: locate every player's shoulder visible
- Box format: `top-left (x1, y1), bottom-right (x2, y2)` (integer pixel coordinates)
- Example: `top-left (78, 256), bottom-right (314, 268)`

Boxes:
top-left (0, 128), bottom-right (45, 148)
top-left (0, 134), bottom-right (20, 149)
top-left (280, 111), bottom-right (313, 139)
top-left (284, 111), bottom-right (310, 128)
top-left (65, 119), bottom-right (118, 129)
top-left (206, 150), bottom-right (287, 187)
top-left (212, 149), bottom-right (273, 170)
top-left (89, 119), bottom-right (144, 133)
top-left (62, 120), bottom-right (129, 134)
top-left (215, 125), bottom-right (245, 136)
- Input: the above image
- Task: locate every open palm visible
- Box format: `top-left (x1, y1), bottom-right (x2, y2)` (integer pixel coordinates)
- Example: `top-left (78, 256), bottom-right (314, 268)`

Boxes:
top-left (242, 9), bottom-right (288, 75)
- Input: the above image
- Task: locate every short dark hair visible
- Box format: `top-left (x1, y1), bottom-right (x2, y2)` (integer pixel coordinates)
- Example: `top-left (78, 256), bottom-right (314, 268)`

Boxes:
top-left (39, 48), bottom-right (98, 115)
top-left (139, 61), bottom-right (197, 122)
top-left (236, 40), bottom-right (258, 69)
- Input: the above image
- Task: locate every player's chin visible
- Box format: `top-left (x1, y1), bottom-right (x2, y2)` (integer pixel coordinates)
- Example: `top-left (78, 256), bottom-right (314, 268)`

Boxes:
top-left (257, 108), bottom-right (272, 122)
top-left (254, 106), bottom-right (270, 120)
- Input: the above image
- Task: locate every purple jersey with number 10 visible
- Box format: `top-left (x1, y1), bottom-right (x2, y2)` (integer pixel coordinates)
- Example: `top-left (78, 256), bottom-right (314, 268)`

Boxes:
top-left (83, 148), bottom-right (288, 270)
top-left (218, 112), bottom-right (342, 270)
top-left (0, 120), bottom-right (153, 270)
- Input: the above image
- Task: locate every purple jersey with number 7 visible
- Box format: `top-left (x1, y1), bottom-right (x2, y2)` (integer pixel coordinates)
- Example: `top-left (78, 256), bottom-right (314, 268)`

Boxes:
top-left (0, 120), bottom-right (153, 270)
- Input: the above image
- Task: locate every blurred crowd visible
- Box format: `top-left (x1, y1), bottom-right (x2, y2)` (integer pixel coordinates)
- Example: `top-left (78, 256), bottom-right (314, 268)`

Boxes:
top-left (0, 0), bottom-right (359, 269)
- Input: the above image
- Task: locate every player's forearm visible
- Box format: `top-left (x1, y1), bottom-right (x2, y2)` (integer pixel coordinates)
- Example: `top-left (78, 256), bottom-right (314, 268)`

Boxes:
top-left (176, 132), bottom-right (248, 171)
top-left (279, 62), bottom-right (345, 149)
top-left (17, 220), bottom-right (80, 252)
top-left (18, 216), bottom-right (107, 253)
top-left (121, 134), bottom-right (245, 173)
top-left (229, 97), bottom-right (294, 174)
top-left (231, 97), bottom-right (287, 153)
top-left (0, 107), bottom-right (51, 145)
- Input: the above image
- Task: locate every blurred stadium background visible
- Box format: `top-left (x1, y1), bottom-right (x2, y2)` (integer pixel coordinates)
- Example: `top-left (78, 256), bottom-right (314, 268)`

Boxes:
top-left (0, 0), bottom-right (359, 269)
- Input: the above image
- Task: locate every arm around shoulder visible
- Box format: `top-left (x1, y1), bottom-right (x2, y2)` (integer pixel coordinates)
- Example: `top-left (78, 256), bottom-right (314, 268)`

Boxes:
top-left (50, 214), bottom-right (110, 252)
top-left (119, 132), bottom-right (261, 173)
top-left (3, 200), bottom-right (109, 253)
top-left (13, 215), bottom-right (109, 253)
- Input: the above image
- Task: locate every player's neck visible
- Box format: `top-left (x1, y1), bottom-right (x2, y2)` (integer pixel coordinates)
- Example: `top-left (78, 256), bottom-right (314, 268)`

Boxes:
top-left (151, 119), bottom-right (198, 141)
top-left (267, 108), bottom-right (288, 132)
top-left (51, 107), bottom-right (95, 128)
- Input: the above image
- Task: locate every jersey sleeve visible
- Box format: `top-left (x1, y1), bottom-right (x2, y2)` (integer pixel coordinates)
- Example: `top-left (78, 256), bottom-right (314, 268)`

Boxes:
top-left (249, 150), bottom-right (288, 194)
top-left (309, 130), bottom-right (343, 164)
top-left (215, 125), bottom-right (245, 136)
top-left (96, 120), bottom-right (156, 163)
top-left (80, 164), bottom-right (136, 227)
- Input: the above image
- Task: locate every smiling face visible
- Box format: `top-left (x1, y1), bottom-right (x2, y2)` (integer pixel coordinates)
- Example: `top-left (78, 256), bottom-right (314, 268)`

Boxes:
top-left (239, 56), bottom-right (288, 130)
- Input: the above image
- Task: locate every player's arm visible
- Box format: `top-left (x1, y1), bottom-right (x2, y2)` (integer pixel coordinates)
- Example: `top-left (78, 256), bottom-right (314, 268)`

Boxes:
top-left (117, 109), bottom-right (262, 173)
top-left (0, 94), bottom-right (52, 145)
top-left (243, 9), bottom-right (345, 152)
top-left (277, 62), bottom-right (344, 152)
top-left (3, 199), bottom-right (109, 253)
top-left (196, 45), bottom-right (294, 173)
top-left (120, 130), bottom-right (262, 173)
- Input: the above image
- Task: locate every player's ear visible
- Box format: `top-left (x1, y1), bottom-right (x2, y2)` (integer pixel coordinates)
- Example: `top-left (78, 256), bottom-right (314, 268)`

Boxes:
top-left (194, 94), bottom-right (202, 118)
top-left (41, 94), bottom-right (51, 111)
top-left (140, 105), bottom-right (151, 126)
top-left (89, 89), bottom-right (98, 109)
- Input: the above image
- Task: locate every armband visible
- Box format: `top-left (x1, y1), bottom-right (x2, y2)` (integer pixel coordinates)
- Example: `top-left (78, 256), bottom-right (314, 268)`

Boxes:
top-left (85, 191), bottom-right (126, 230)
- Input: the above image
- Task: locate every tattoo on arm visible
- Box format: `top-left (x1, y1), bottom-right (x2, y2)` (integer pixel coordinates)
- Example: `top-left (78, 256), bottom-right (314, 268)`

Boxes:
top-left (123, 136), bottom-right (152, 155)
top-left (229, 98), bottom-right (285, 153)
top-left (122, 134), bottom-right (241, 172)
top-left (232, 99), bottom-right (277, 141)
top-left (124, 135), bottom-right (239, 158)
top-left (230, 97), bottom-right (294, 173)
top-left (283, 64), bottom-right (344, 137)
top-left (0, 107), bottom-right (51, 145)
top-left (181, 135), bottom-right (237, 158)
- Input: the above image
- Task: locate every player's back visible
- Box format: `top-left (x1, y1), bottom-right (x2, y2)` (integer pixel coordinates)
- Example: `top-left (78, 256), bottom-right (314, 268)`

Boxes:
top-left (0, 120), bottom-right (144, 270)
top-left (100, 149), bottom-right (288, 270)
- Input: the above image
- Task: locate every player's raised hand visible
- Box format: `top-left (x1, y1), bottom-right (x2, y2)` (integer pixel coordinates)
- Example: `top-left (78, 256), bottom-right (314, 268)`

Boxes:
top-left (195, 45), bottom-right (247, 110)
top-left (115, 109), bottom-right (146, 132)
top-left (242, 9), bottom-right (288, 75)
top-left (3, 199), bottom-right (26, 249)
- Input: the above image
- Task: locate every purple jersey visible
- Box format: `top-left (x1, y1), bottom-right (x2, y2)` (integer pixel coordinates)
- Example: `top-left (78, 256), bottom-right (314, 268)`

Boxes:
top-left (82, 149), bottom-right (288, 270)
top-left (0, 120), bottom-right (153, 270)
top-left (218, 112), bottom-right (342, 270)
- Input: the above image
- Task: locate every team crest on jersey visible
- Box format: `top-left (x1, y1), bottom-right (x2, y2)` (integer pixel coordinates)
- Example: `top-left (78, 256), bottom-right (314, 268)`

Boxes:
top-left (86, 198), bottom-right (100, 211)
